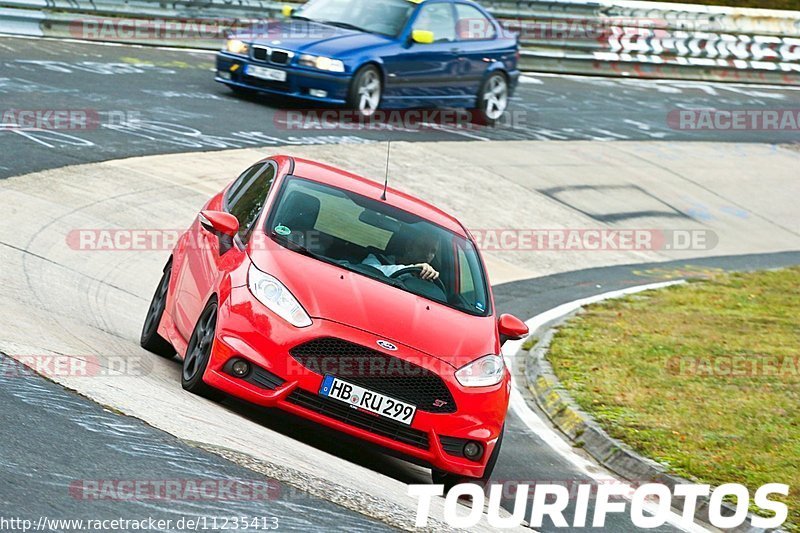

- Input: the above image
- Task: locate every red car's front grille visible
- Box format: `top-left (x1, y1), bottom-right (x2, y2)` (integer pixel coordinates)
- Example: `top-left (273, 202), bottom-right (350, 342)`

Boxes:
top-left (286, 388), bottom-right (430, 449)
top-left (289, 337), bottom-right (457, 414)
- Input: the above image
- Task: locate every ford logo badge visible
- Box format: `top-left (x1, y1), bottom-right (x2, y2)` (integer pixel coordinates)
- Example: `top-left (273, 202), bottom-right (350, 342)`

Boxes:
top-left (376, 340), bottom-right (397, 351)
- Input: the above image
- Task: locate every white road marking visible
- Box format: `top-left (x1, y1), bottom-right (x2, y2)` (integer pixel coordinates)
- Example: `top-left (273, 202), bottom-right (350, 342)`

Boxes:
top-left (502, 280), bottom-right (715, 533)
top-left (590, 127), bottom-right (630, 139)
top-left (0, 33), bottom-right (215, 54)
top-left (420, 122), bottom-right (490, 141)
top-left (521, 70), bottom-right (800, 91)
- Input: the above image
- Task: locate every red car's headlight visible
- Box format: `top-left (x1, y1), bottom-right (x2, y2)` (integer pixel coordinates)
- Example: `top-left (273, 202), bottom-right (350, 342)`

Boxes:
top-left (248, 264), bottom-right (312, 328)
top-left (455, 354), bottom-right (505, 387)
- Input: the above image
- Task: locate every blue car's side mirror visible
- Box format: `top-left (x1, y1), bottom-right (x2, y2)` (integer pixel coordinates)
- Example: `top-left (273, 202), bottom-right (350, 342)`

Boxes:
top-left (411, 30), bottom-right (435, 44)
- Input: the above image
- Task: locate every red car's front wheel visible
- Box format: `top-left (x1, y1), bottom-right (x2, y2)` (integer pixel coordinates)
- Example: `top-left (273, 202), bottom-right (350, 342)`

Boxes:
top-left (181, 299), bottom-right (224, 401)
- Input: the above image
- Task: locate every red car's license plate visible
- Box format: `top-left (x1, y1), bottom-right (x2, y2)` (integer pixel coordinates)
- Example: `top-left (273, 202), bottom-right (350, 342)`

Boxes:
top-left (319, 375), bottom-right (416, 425)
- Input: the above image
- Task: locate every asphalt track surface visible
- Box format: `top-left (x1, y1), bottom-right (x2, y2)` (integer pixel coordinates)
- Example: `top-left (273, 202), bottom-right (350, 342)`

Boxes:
top-left (1, 35), bottom-right (800, 179)
top-left (0, 356), bottom-right (395, 531)
top-left (2, 34), bottom-right (800, 532)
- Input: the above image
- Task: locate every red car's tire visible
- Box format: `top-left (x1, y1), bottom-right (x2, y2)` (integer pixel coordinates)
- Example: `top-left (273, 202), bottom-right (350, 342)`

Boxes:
top-left (432, 423), bottom-right (505, 491)
top-left (181, 298), bottom-right (224, 401)
top-left (140, 262), bottom-right (176, 359)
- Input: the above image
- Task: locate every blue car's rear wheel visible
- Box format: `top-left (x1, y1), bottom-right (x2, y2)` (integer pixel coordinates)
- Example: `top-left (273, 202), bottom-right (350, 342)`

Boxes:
top-left (348, 66), bottom-right (382, 118)
top-left (475, 72), bottom-right (509, 126)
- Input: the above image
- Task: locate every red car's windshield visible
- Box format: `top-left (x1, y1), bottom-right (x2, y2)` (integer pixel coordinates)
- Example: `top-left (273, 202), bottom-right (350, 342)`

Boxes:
top-left (265, 176), bottom-right (491, 316)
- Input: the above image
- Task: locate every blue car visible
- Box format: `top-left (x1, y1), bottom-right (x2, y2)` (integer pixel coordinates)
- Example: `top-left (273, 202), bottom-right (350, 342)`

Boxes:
top-left (215, 0), bottom-right (519, 123)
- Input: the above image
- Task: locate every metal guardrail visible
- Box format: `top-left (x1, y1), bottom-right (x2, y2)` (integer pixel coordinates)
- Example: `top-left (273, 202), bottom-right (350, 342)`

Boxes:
top-left (0, 0), bottom-right (798, 84)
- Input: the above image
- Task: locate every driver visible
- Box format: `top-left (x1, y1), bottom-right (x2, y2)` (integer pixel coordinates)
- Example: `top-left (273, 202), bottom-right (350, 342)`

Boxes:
top-left (362, 230), bottom-right (440, 281)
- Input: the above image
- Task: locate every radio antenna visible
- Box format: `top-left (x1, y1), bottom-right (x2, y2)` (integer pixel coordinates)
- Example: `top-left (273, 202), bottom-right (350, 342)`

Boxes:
top-left (381, 141), bottom-right (390, 201)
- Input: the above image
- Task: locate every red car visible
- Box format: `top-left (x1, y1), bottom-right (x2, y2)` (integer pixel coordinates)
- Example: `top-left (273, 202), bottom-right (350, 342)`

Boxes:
top-left (140, 155), bottom-right (528, 485)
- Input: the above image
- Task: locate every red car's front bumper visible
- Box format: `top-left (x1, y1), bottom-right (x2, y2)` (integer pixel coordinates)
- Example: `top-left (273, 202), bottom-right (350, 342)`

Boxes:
top-left (198, 285), bottom-right (510, 478)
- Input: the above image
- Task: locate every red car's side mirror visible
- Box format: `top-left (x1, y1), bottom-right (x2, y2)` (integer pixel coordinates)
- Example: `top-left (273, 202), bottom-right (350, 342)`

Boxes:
top-left (199, 210), bottom-right (239, 238)
top-left (498, 313), bottom-right (529, 345)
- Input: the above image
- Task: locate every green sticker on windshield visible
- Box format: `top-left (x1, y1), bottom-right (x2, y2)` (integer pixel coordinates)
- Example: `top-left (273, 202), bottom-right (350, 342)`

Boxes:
top-left (274, 225), bottom-right (291, 236)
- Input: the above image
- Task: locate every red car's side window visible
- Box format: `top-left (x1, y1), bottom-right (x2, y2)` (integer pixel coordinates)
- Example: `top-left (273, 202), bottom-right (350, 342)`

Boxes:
top-left (226, 161), bottom-right (277, 243)
top-left (226, 164), bottom-right (264, 210)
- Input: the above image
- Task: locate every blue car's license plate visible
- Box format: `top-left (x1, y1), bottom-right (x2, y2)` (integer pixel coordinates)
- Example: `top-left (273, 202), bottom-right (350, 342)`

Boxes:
top-left (245, 64), bottom-right (287, 82)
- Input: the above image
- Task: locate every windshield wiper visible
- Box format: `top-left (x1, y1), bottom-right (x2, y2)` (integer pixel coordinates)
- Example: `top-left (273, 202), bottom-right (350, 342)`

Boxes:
top-left (320, 20), bottom-right (370, 33)
top-left (290, 16), bottom-right (370, 33)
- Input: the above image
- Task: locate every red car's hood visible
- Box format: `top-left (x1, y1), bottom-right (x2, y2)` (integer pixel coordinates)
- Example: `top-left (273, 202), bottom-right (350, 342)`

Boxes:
top-left (249, 248), bottom-right (498, 367)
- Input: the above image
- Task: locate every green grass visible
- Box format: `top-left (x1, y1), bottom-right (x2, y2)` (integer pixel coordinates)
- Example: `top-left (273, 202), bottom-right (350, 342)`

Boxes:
top-left (547, 267), bottom-right (799, 530)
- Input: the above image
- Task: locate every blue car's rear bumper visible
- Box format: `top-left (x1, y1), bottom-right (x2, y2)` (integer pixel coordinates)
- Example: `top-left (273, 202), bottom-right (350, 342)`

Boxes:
top-left (216, 52), bottom-right (351, 104)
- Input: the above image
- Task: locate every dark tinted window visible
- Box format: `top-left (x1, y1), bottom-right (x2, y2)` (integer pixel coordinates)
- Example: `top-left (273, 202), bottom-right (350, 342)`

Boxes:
top-left (227, 164), bottom-right (262, 208)
top-left (227, 162), bottom-right (276, 242)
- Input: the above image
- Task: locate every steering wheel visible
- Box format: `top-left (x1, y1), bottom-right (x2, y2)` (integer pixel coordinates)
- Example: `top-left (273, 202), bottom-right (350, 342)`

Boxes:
top-left (390, 266), bottom-right (446, 293)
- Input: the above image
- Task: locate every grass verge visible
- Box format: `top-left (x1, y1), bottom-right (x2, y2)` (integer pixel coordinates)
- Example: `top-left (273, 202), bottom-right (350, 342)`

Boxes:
top-left (547, 267), bottom-right (799, 530)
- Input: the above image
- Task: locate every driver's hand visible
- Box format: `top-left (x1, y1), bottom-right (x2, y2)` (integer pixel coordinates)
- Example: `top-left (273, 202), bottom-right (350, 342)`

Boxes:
top-left (415, 263), bottom-right (439, 281)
